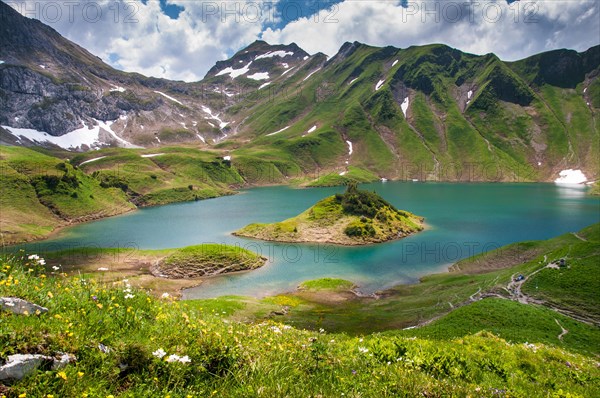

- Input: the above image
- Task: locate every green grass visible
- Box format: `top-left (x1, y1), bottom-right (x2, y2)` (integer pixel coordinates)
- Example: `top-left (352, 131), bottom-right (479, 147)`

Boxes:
top-left (157, 244), bottom-right (266, 278)
top-left (395, 298), bottom-right (600, 356)
top-left (298, 278), bottom-right (355, 291)
top-left (1, 254), bottom-right (599, 397)
top-left (307, 166), bottom-right (379, 187)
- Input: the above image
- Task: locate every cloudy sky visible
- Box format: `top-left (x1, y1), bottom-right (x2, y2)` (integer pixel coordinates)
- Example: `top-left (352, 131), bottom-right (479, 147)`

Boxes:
top-left (7, 0), bottom-right (600, 82)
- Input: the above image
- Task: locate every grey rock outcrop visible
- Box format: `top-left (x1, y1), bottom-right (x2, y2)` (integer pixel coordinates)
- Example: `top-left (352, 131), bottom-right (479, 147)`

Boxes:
top-left (0, 297), bottom-right (48, 315)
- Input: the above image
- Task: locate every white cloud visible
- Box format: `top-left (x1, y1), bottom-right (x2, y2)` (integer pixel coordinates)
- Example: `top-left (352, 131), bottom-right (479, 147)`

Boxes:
top-left (9, 0), bottom-right (273, 81)
top-left (262, 0), bottom-right (600, 61)
top-left (7, 0), bottom-right (599, 82)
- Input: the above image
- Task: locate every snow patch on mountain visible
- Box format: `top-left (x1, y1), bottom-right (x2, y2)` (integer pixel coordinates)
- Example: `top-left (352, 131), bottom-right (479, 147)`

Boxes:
top-left (110, 85), bottom-right (126, 93)
top-left (202, 106), bottom-right (229, 129)
top-left (247, 72), bottom-right (270, 80)
top-left (2, 120), bottom-right (139, 150)
top-left (554, 169), bottom-right (587, 184)
top-left (259, 82), bottom-right (271, 90)
top-left (141, 153), bottom-right (165, 158)
top-left (216, 61), bottom-right (252, 79)
top-left (349, 77), bottom-right (359, 85)
top-left (307, 125), bottom-right (317, 134)
top-left (80, 156), bottom-right (107, 166)
top-left (154, 91), bottom-right (183, 105)
top-left (266, 126), bottom-right (290, 136)
top-left (196, 134), bottom-right (206, 143)
top-left (255, 51), bottom-right (294, 60)
top-left (401, 97), bottom-right (410, 118)
top-left (346, 140), bottom-right (353, 155)
top-left (281, 67), bottom-right (296, 76)
top-left (303, 68), bottom-right (321, 82)
top-left (375, 80), bottom-right (385, 91)
top-left (392, 60), bottom-right (398, 67)
top-left (467, 90), bottom-right (472, 99)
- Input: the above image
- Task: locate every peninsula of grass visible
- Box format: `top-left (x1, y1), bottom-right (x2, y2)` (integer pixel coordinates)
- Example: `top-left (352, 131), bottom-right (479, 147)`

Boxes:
top-left (234, 182), bottom-right (424, 245)
top-left (152, 244), bottom-right (267, 279)
top-left (298, 278), bottom-right (355, 291)
top-left (30, 244), bottom-right (267, 297)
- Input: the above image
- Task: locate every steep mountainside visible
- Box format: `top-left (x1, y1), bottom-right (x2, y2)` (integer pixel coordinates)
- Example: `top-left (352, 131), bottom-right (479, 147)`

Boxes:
top-left (0, 0), bottom-right (599, 183)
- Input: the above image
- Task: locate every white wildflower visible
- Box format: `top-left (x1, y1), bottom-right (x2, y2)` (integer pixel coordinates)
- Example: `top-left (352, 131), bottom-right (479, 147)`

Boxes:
top-left (52, 266), bottom-right (60, 271)
top-left (358, 347), bottom-right (369, 354)
top-left (152, 348), bottom-right (166, 359)
top-left (124, 294), bottom-right (134, 299)
top-left (161, 293), bottom-right (170, 299)
top-left (28, 254), bottom-right (39, 260)
top-left (98, 267), bottom-right (109, 271)
top-left (178, 355), bottom-right (191, 364)
top-left (270, 326), bottom-right (282, 334)
top-left (166, 354), bottom-right (181, 363)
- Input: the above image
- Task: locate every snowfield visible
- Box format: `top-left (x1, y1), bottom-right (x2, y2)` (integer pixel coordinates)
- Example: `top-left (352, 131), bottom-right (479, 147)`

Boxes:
top-left (247, 72), bottom-right (269, 80)
top-left (375, 80), bottom-right (385, 91)
top-left (2, 120), bottom-right (140, 150)
top-left (255, 51), bottom-right (293, 60)
top-left (554, 169), bottom-right (587, 184)
top-left (346, 140), bottom-right (353, 155)
top-left (216, 62), bottom-right (252, 79)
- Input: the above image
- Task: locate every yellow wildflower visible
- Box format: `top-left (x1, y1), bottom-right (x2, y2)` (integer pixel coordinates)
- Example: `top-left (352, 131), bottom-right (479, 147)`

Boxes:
top-left (57, 371), bottom-right (67, 380)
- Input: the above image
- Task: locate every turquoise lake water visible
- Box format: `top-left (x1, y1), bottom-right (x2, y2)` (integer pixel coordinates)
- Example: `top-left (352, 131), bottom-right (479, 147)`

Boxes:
top-left (16, 182), bottom-right (600, 298)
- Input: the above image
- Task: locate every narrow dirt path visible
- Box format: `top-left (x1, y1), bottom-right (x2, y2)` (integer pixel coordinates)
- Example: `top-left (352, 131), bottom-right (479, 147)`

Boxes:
top-left (571, 232), bottom-right (587, 242)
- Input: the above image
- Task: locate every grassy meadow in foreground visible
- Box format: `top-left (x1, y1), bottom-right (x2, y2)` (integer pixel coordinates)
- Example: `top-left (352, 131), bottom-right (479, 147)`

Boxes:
top-left (0, 252), bottom-right (599, 397)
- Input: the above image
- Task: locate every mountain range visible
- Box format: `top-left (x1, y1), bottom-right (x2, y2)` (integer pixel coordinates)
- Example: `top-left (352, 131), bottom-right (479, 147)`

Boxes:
top-left (1, 0), bottom-right (599, 184)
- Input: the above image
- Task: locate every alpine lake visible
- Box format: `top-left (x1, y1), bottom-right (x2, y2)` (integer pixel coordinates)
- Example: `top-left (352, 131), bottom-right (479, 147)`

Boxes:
top-left (17, 182), bottom-right (600, 299)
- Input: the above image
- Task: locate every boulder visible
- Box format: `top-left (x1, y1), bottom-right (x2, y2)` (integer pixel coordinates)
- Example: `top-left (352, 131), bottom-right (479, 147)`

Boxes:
top-left (0, 297), bottom-right (48, 316)
top-left (0, 354), bottom-right (53, 381)
top-left (0, 353), bottom-right (76, 382)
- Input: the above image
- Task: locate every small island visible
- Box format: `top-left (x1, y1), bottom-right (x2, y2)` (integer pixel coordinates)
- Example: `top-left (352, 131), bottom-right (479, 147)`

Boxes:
top-left (234, 183), bottom-right (424, 245)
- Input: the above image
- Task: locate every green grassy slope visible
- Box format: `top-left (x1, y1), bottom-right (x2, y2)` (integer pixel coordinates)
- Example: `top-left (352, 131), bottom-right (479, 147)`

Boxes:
top-left (0, 146), bottom-right (308, 244)
top-left (228, 44), bottom-right (599, 183)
